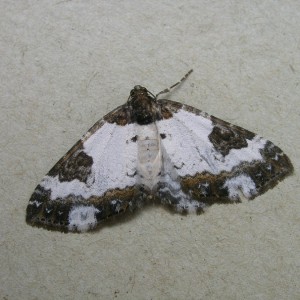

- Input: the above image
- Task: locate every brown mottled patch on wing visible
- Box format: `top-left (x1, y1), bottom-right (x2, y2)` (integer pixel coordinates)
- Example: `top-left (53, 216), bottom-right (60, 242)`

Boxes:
top-left (48, 145), bottom-right (93, 184)
top-left (208, 116), bottom-right (256, 156)
top-left (158, 99), bottom-right (182, 119)
top-left (103, 104), bottom-right (132, 126)
top-left (159, 99), bottom-right (211, 119)
top-left (180, 140), bottom-right (293, 204)
top-left (26, 185), bottom-right (143, 232)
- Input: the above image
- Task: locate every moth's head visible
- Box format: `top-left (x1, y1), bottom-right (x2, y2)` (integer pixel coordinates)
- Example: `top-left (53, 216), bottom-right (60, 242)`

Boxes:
top-left (128, 85), bottom-right (156, 103)
top-left (132, 85), bottom-right (148, 94)
top-left (127, 85), bottom-right (158, 125)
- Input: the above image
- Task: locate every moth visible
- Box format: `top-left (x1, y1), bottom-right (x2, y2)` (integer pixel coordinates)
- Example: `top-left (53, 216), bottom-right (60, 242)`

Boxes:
top-left (26, 70), bottom-right (293, 232)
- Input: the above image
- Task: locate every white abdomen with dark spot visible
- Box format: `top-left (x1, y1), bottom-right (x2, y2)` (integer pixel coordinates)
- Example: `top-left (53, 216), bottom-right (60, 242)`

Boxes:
top-left (137, 123), bottom-right (162, 189)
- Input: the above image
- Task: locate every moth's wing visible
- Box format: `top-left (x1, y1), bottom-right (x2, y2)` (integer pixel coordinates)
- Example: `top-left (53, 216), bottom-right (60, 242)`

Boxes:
top-left (156, 99), bottom-right (293, 213)
top-left (26, 104), bottom-right (141, 232)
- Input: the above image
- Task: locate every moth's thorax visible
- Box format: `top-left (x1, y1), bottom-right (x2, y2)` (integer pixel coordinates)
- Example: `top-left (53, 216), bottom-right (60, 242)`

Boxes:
top-left (136, 123), bottom-right (162, 190)
top-left (128, 85), bottom-right (160, 125)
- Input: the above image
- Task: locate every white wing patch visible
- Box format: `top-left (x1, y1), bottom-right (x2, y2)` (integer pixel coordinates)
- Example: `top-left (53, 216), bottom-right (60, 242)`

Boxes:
top-left (223, 174), bottom-right (257, 200)
top-left (40, 122), bottom-right (138, 200)
top-left (68, 205), bottom-right (100, 232)
top-left (157, 109), bottom-right (267, 177)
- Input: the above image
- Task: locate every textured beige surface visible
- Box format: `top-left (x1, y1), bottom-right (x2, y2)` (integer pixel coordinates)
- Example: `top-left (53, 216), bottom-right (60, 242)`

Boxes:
top-left (0, 1), bottom-right (299, 299)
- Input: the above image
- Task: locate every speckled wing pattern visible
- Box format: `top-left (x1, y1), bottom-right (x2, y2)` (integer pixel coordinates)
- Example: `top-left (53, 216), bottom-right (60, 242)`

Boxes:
top-left (26, 86), bottom-right (293, 232)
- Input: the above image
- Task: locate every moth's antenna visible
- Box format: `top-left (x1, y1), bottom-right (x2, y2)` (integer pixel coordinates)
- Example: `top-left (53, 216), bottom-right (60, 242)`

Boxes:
top-left (156, 69), bottom-right (193, 98)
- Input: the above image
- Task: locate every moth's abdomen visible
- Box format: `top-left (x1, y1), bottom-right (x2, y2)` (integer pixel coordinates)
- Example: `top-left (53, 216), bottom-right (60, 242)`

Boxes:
top-left (137, 123), bottom-right (162, 189)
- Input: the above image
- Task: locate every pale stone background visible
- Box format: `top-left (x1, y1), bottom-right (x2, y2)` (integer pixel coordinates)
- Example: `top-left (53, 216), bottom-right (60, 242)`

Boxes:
top-left (0, 1), bottom-right (299, 299)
